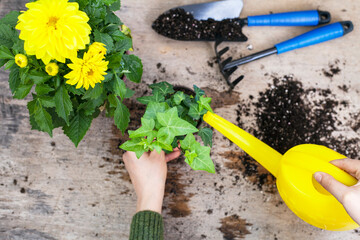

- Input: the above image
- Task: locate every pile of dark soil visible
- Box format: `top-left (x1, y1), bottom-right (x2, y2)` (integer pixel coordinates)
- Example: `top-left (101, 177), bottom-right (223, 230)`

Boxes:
top-left (152, 8), bottom-right (247, 41)
top-left (234, 75), bottom-right (359, 189)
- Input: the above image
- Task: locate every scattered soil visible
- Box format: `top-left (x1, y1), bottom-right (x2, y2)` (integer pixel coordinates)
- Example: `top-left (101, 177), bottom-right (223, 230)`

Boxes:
top-left (322, 59), bottom-right (341, 79)
top-left (152, 8), bottom-right (247, 41)
top-left (203, 87), bottom-right (240, 109)
top-left (218, 214), bottom-right (252, 239)
top-left (164, 156), bottom-right (194, 218)
top-left (221, 151), bottom-right (276, 192)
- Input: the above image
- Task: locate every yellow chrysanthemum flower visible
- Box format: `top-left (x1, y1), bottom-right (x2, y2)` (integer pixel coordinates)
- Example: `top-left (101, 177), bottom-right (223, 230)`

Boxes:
top-left (45, 62), bottom-right (59, 76)
top-left (65, 51), bottom-right (109, 90)
top-left (16, 0), bottom-right (91, 65)
top-left (88, 42), bottom-right (107, 58)
top-left (15, 54), bottom-right (28, 68)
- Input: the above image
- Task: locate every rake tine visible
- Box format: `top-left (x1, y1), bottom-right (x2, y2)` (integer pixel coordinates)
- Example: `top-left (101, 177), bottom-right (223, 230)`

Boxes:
top-left (218, 47), bottom-right (229, 57)
top-left (231, 75), bottom-right (244, 88)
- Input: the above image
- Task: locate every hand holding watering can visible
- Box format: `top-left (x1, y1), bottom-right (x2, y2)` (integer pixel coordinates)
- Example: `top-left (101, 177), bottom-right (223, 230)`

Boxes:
top-left (204, 112), bottom-right (360, 231)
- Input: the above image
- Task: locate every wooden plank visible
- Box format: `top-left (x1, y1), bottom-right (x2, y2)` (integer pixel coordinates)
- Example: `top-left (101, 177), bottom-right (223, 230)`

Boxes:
top-left (0, 0), bottom-right (359, 239)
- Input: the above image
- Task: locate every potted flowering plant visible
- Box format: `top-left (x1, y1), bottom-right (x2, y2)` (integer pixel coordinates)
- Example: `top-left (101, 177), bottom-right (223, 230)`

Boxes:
top-left (120, 82), bottom-right (215, 173)
top-left (0, 0), bottom-right (142, 146)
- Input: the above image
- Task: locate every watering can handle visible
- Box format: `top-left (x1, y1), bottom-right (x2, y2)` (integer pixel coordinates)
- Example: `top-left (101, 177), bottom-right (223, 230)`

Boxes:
top-left (203, 111), bottom-right (282, 177)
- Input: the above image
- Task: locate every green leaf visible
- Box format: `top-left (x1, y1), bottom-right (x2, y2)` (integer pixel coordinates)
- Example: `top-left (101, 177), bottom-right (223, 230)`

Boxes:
top-left (114, 32), bottom-right (132, 50)
top-left (55, 85), bottom-right (73, 125)
top-left (0, 46), bottom-right (14, 59)
top-left (0, 59), bottom-right (7, 68)
top-left (109, 0), bottom-right (121, 11)
top-left (102, 0), bottom-right (118, 5)
top-left (156, 107), bottom-right (198, 138)
top-left (105, 11), bottom-right (121, 25)
top-left (120, 138), bottom-right (146, 159)
top-left (39, 96), bottom-right (56, 108)
top-left (12, 39), bottom-right (25, 54)
top-left (35, 84), bottom-right (54, 95)
top-left (63, 111), bottom-right (93, 147)
top-left (129, 118), bottom-right (155, 138)
top-left (125, 88), bottom-right (135, 98)
top-left (28, 71), bottom-right (52, 84)
top-left (199, 127), bottom-right (213, 147)
top-left (0, 11), bottom-right (20, 26)
top-left (188, 103), bottom-right (207, 120)
top-left (198, 96), bottom-right (213, 113)
top-left (180, 133), bottom-right (197, 150)
top-left (82, 83), bottom-right (103, 100)
top-left (107, 52), bottom-right (124, 69)
top-left (122, 54), bottom-right (143, 83)
top-left (143, 101), bottom-right (169, 120)
top-left (137, 90), bottom-right (165, 105)
top-left (149, 82), bottom-right (174, 95)
top-left (114, 98), bottom-right (130, 134)
top-left (8, 65), bottom-right (20, 94)
top-left (13, 84), bottom-right (33, 99)
top-left (34, 101), bottom-right (54, 137)
top-left (0, 24), bottom-right (17, 48)
top-left (188, 144), bottom-right (215, 173)
top-left (27, 99), bottom-right (41, 131)
top-left (194, 85), bottom-right (205, 101)
top-left (4, 60), bottom-right (15, 70)
top-left (173, 91), bottom-right (185, 105)
top-left (184, 150), bottom-right (197, 165)
top-left (113, 74), bottom-right (127, 100)
top-left (94, 30), bottom-right (114, 52)
top-left (78, 94), bottom-right (106, 116)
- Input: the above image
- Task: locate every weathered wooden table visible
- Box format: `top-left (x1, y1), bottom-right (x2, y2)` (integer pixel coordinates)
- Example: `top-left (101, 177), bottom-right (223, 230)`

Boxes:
top-left (1, 0), bottom-right (359, 239)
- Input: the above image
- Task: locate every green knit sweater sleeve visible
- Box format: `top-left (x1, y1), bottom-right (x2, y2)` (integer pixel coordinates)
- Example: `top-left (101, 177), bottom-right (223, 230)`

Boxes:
top-left (129, 211), bottom-right (164, 240)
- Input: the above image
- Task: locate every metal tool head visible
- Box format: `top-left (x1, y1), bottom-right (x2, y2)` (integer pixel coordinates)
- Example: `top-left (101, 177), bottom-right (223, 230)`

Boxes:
top-left (175, 0), bottom-right (243, 21)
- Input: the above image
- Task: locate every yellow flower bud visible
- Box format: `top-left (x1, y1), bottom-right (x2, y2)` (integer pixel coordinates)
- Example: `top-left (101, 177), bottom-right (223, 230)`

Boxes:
top-left (15, 54), bottom-right (28, 68)
top-left (121, 25), bottom-right (132, 38)
top-left (88, 42), bottom-right (107, 58)
top-left (45, 62), bottom-right (59, 76)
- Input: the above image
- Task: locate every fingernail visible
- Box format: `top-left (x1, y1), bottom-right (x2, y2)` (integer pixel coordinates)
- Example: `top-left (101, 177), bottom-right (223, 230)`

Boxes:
top-left (314, 172), bottom-right (322, 183)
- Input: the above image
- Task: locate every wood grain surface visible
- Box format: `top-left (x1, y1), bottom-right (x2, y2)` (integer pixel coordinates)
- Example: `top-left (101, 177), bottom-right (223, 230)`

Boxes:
top-left (1, 0), bottom-right (359, 239)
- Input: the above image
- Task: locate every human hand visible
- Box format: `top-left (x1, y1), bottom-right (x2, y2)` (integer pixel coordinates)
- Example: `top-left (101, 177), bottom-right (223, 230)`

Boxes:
top-left (314, 158), bottom-right (360, 225)
top-left (123, 149), bottom-right (181, 213)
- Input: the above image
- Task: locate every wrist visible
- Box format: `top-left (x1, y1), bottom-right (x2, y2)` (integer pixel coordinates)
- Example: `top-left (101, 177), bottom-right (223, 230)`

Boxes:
top-left (136, 192), bottom-right (164, 213)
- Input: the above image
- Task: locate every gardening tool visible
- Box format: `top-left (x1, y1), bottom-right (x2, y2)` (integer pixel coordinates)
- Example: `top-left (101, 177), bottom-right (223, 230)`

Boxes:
top-left (152, 0), bottom-right (331, 41)
top-left (224, 21), bottom-right (354, 70)
top-left (203, 111), bottom-right (359, 231)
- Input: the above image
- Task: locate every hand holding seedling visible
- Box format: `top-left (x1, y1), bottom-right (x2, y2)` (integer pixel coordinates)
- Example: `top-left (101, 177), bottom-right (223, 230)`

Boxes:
top-left (315, 159), bottom-right (360, 225)
top-left (123, 150), bottom-right (181, 213)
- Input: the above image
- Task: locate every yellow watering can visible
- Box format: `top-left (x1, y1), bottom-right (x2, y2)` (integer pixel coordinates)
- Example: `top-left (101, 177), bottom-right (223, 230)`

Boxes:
top-left (203, 112), bottom-right (359, 231)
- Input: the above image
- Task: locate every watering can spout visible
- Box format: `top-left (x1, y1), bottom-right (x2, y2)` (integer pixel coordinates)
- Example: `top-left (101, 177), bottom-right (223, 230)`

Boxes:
top-left (203, 112), bottom-right (282, 177)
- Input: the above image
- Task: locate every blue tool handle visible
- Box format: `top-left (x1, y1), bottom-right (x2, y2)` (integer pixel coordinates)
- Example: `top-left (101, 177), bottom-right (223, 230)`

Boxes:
top-left (275, 21), bottom-right (353, 54)
top-left (247, 10), bottom-right (330, 26)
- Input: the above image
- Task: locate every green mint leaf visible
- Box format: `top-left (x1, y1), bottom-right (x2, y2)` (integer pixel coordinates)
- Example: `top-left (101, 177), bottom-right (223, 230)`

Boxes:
top-left (0, 24), bottom-right (17, 48)
top-left (0, 11), bottom-right (20, 26)
top-left (13, 84), bottom-right (33, 99)
top-left (184, 150), bottom-right (197, 165)
top-left (35, 84), bottom-right (54, 95)
top-left (198, 127), bottom-right (213, 147)
top-left (94, 29), bottom-right (114, 52)
top-left (137, 90), bottom-right (165, 105)
top-left (198, 96), bottom-right (213, 113)
top-left (149, 82), bottom-right (174, 95)
top-left (172, 91), bottom-right (185, 105)
top-left (156, 107), bottom-right (198, 138)
top-left (55, 85), bottom-right (73, 125)
top-left (189, 144), bottom-right (215, 173)
top-left (113, 74), bottom-right (127, 100)
top-left (180, 133), bottom-right (197, 150)
top-left (143, 101), bottom-right (169, 120)
top-left (63, 111), bottom-right (93, 147)
top-left (114, 98), bottom-right (130, 134)
top-left (8, 65), bottom-right (20, 94)
top-left (82, 83), bottom-right (103, 100)
top-left (122, 54), bottom-right (143, 83)
top-left (0, 45), bottom-right (14, 59)
top-left (129, 118), bottom-right (155, 138)
top-left (34, 101), bottom-right (54, 137)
